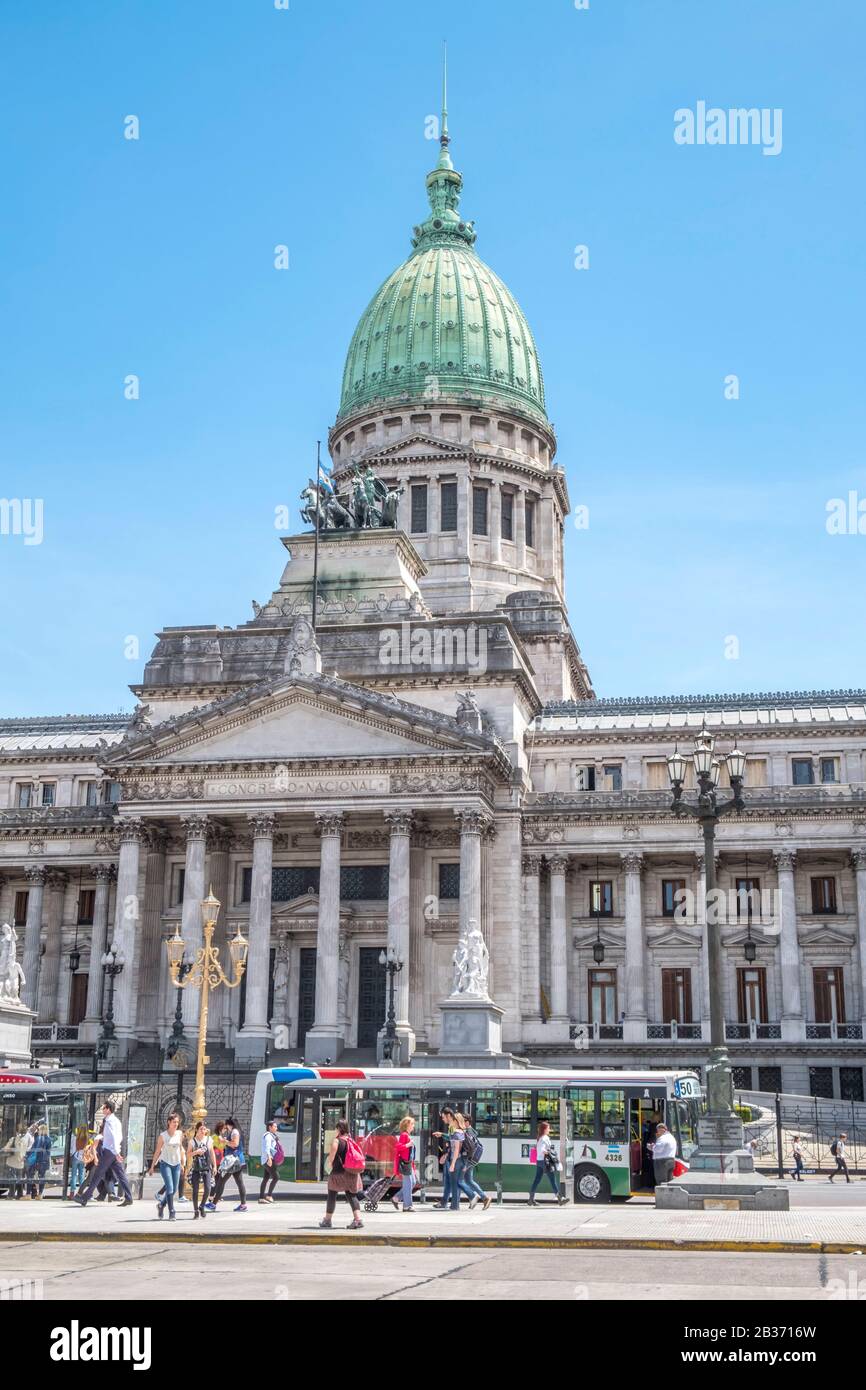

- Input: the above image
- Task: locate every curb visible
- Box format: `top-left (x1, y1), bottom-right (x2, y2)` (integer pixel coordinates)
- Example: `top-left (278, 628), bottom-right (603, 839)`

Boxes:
top-left (1, 1230), bottom-right (863, 1255)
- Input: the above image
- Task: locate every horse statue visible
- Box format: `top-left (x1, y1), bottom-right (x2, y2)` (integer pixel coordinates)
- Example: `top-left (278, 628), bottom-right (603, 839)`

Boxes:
top-left (300, 482), bottom-right (327, 530)
top-left (379, 484), bottom-right (404, 529)
top-left (325, 493), bottom-right (355, 529)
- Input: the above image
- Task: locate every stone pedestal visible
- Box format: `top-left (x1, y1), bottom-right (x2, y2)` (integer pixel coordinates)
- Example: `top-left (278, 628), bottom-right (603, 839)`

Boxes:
top-left (655, 1110), bottom-right (790, 1211)
top-left (0, 1001), bottom-right (35, 1066)
top-left (268, 530), bottom-right (432, 624)
top-left (437, 995), bottom-right (504, 1064)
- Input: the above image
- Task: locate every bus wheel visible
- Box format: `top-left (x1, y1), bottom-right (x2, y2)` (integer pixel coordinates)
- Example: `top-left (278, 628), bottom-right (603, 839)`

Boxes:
top-left (573, 1164), bottom-right (611, 1204)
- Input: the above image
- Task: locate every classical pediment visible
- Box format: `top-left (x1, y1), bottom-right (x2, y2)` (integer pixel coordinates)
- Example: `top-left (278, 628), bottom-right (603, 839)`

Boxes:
top-left (797, 923), bottom-right (856, 949)
top-left (103, 671), bottom-right (498, 769)
top-left (647, 924), bottom-right (704, 951)
top-left (358, 433), bottom-right (467, 465)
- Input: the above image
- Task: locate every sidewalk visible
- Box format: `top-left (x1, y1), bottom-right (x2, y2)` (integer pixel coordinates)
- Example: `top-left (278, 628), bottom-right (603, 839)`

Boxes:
top-left (3, 1186), bottom-right (866, 1253)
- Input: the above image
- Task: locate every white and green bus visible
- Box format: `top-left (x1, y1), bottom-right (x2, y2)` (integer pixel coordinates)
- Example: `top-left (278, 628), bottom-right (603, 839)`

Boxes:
top-left (249, 1065), bottom-right (701, 1202)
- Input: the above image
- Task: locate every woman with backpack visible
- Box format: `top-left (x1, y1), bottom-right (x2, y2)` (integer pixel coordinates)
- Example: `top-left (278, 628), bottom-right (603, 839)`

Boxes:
top-left (320, 1118), bottom-right (364, 1229)
top-left (456, 1112), bottom-right (491, 1210)
top-left (258, 1118), bottom-right (283, 1203)
top-left (394, 1115), bottom-right (417, 1211)
top-left (529, 1120), bottom-right (566, 1205)
top-left (187, 1121), bottom-right (216, 1218)
top-left (207, 1117), bottom-right (248, 1212)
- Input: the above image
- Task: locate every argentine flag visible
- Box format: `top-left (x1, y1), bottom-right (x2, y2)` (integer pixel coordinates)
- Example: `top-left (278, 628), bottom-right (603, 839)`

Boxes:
top-left (317, 462), bottom-right (334, 495)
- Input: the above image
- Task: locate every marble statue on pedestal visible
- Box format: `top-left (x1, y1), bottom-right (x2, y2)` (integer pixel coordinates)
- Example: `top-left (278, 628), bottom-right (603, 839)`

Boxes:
top-left (0, 924), bottom-right (26, 1007)
top-left (450, 918), bottom-right (490, 1000)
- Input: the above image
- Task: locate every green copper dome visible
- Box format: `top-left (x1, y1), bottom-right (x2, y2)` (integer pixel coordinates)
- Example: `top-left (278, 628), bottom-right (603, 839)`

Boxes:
top-left (337, 97), bottom-right (547, 426)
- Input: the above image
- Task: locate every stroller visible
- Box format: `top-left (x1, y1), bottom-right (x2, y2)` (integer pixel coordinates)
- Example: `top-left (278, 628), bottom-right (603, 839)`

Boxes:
top-left (362, 1170), bottom-right (425, 1212)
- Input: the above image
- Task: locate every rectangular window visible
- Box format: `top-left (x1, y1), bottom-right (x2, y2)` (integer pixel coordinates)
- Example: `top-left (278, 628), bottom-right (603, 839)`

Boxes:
top-left (574, 765), bottom-right (596, 791)
top-left (661, 967), bottom-right (693, 1024)
top-left (13, 891), bottom-right (28, 927)
top-left (266, 866), bottom-right (320, 901)
top-left (525, 497), bottom-right (536, 549)
top-left (498, 1090), bottom-right (532, 1137)
top-left (77, 889), bottom-right (95, 925)
top-left (568, 1087), bottom-right (597, 1139)
top-left (813, 967), bottom-right (845, 1024)
top-left (15, 784), bottom-right (33, 808)
top-left (535, 1089), bottom-right (562, 1138)
top-left (840, 1067), bottom-right (864, 1103)
top-left (810, 876), bottom-right (837, 914)
top-left (410, 483), bottom-right (427, 533)
top-left (745, 758), bottom-right (768, 788)
top-left (792, 759), bottom-right (814, 786)
top-left (501, 490), bottom-right (514, 541)
top-left (173, 866), bottom-right (186, 906)
top-left (820, 757), bottom-right (839, 784)
top-left (472, 486), bottom-right (488, 536)
top-left (599, 1088), bottom-right (626, 1142)
top-left (589, 880), bottom-right (613, 916)
top-left (340, 865), bottom-right (390, 900)
top-left (602, 765), bottom-right (622, 791)
top-left (732, 1066), bottom-right (752, 1090)
top-left (735, 877), bottom-right (762, 921)
top-left (83, 782), bottom-right (100, 807)
top-left (758, 1066), bottom-right (782, 1093)
top-left (438, 862), bottom-right (460, 900)
top-left (589, 968), bottom-right (617, 1023)
top-left (662, 879), bottom-right (687, 917)
top-left (440, 481), bottom-right (457, 532)
top-left (40, 783), bottom-right (56, 806)
top-left (808, 1066), bottom-right (834, 1099)
top-left (103, 781), bottom-right (121, 803)
top-left (737, 966), bottom-right (768, 1023)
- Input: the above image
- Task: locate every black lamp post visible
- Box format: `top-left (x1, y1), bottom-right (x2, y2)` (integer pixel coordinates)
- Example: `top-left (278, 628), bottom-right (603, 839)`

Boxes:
top-left (590, 855), bottom-right (605, 964)
top-left (90, 942), bottom-right (125, 1110)
top-left (667, 726), bottom-right (746, 1117)
top-left (379, 946), bottom-right (404, 1063)
top-left (165, 954), bottom-right (193, 1062)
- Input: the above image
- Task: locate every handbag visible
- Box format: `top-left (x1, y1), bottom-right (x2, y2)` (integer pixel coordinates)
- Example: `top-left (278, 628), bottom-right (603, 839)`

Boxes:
top-left (218, 1152), bottom-right (240, 1177)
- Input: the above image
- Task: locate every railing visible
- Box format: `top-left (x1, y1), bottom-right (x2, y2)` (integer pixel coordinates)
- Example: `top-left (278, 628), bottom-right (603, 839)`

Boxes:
top-left (735, 1088), bottom-right (866, 1174)
top-left (0, 805), bottom-right (117, 828)
top-left (31, 1023), bottom-right (80, 1043)
top-left (646, 1021), bottom-right (702, 1040)
top-left (726, 1021), bottom-right (782, 1041)
top-left (570, 1021), bottom-right (624, 1042)
top-left (806, 1022), bottom-right (864, 1041)
top-left (526, 785), bottom-right (866, 813)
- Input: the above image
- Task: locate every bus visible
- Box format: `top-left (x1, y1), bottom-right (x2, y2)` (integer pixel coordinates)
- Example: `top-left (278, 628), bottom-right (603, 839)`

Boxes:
top-left (0, 1070), bottom-right (141, 1198)
top-left (249, 1066), bottom-right (701, 1203)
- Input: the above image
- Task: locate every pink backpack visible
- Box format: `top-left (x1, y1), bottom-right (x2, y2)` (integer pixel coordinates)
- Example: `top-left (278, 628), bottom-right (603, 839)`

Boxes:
top-left (343, 1136), bottom-right (366, 1171)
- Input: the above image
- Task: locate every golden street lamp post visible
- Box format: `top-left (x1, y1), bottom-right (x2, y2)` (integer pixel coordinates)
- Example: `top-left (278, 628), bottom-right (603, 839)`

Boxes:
top-left (164, 889), bottom-right (248, 1127)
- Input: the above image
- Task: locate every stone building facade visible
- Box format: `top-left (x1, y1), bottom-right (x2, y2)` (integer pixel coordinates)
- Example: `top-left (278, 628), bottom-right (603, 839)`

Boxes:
top-left (1, 115), bottom-right (864, 1097)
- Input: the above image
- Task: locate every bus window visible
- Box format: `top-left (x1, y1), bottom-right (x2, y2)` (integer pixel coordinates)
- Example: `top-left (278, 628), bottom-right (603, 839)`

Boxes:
top-left (600, 1089), bottom-right (626, 1142)
top-left (669, 1099), bottom-right (699, 1160)
top-left (535, 1090), bottom-right (561, 1137)
top-left (474, 1091), bottom-right (499, 1137)
top-left (499, 1091), bottom-right (532, 1137)
top-left (266, 1084), bottom-right (296, 1131)
top-left (568, 1088), bottom-right (597, 1139)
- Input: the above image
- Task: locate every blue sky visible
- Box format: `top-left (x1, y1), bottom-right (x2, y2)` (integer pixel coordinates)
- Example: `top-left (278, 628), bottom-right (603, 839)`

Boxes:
top-left (1, 0), bottom-right (863, 715)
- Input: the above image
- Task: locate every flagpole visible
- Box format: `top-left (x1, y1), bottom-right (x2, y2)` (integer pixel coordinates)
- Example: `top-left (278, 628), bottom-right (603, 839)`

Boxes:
top-left (312, 440), bottom-right (322, 633)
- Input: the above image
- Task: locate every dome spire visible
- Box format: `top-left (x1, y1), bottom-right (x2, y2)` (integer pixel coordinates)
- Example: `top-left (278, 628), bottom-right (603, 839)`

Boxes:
top-left (411, 48), bottom-right (476, 251)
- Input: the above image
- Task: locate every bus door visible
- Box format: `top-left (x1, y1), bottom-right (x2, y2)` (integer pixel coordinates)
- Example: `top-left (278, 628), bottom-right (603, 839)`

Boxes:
top-left (627, 1088), bottom-right (664, 1192)
top-left (424, 1093), bottom-right (475, 1189)
top-left (295, 1093), bottom-right (347, 1181)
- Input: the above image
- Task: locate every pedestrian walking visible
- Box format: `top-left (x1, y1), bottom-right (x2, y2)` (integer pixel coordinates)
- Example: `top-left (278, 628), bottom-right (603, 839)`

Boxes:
top-left (650, 1121), bottom-right (677, 1187)
top-left (68, 1124), bottom-right (89, 1195)
top-left (187, 1122), bottom-right (216, 1218)
top-left (455, 1112), bottom-right (492, 1210)
top-left (74, 1102), bottom-right (133, 1207)
top-left (829, 1132), bottom-right (851, 1183)
top-left (25, 1122), bottom-right (52, 1199)
top-left (790, 1135), bottom-right (805, 1182)
top-left (528, 1120), bottom-right (565, 1205)
top-left (149, 1111), bottom-right (185, 1220)
top-left (208, 1118), bottom-right (248, 1211)
top-left (442, 1106), bottom-right (477, 1210)
top-left (319, 1118), bottom-right (363, 1229)
top-left (431, 1126), bottom-right (453, 1208)
top-left (394, 1116), bottom-right (417, 1211)
top-left (258, 1118), bottom-right (282, 1204)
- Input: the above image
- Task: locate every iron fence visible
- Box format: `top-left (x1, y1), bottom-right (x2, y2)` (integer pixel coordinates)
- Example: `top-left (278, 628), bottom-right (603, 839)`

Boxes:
top-left (736, 1088), bottom-right (866, 1175)
top-left (98, 1067), bottom-right (257, 1158)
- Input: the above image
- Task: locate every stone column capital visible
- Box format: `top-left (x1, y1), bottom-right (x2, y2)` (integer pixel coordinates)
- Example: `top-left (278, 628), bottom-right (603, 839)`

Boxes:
top-left (850, 849), bottom-right (866, 872)
top-left (180, 814), bottom-right (209, 842)
top-left (522, 855), bottom-right (542, 877)
top-left (45, 869), bottom-right (68, 892)
top-left (24, 865), bottom-right (47, 887)
top-left (248, 811), bottom-right (277, 840)
top-left (620, 851), bottom-right (644, 875)
top-left (384, 810), bottom-right (414, 837)
top-left (547, 853), bottom-right (571, 877)
top-left (90, 862), bottom-right (117, 883)
top-left (315, 811), bottom-right (345, 838)
top-left (454, 808), bottom-right (491, 836)
top-left (773, 849), bottom-right (797, 874)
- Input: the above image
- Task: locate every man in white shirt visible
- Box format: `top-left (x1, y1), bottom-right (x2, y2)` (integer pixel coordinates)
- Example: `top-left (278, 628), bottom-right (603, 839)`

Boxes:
top-left (74, 1102), bottom-right (133, 1207)
top-left (829, 1132), bottom-right (851, 1184)
top-left (650, 1122), bottom-right (678, 1186)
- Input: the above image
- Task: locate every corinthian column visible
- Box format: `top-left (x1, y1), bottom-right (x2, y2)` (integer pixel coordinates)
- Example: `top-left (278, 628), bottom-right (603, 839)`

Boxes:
top-left (22, 866), bottom-right (47, 1012)
top-left (383, 810), bottom-right (414, 1061)
top-left (112, 818), bottom-right (146, 1042)
top-left (238, 812), bottom-right (275, 1051)
top-left (852, 850), bottom-right (866, 1029)
top-left (621, 851), bottom-right (647, 1042)
top-left (179, 815), bottom-right (209, 1032)
top-left (38, 871), bottom-right (68, 1023)
top-left (774, 849), bottom-right (804, 1040)
top-left (455, 808), bottom-right (488, 939)
top-left (82, 864), bottom-right (115, 1039)
top-left (305, 812), bottom-right (345, 1063)
top-left (135, 827), bottom-right (168, 1043)
top-left (547, 855), bottom-right (570, 1025)
top-left (521, 856), bottom-right (542, 1020)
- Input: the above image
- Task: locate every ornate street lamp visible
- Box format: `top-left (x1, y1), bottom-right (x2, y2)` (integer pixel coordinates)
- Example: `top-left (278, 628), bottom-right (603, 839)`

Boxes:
top-left (668, 725), bottom-right (746, 1119)
top-left (741, 852), bottom-right (757, 964)
top-left (379, 945), bottom-right (404, 1063)
top-left (590, 855), bottom-right (605, 964)
top-left (164, 889), bottom-right (248, 1126)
